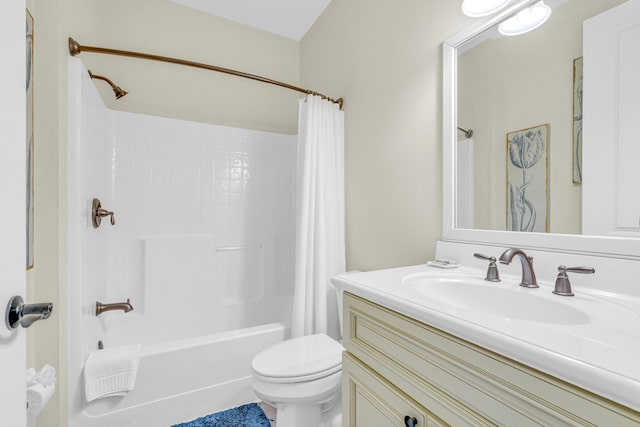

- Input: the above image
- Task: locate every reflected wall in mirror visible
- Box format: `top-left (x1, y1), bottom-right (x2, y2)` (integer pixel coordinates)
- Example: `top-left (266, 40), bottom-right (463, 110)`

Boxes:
top-left (456, 0), bottom-right (627, 235)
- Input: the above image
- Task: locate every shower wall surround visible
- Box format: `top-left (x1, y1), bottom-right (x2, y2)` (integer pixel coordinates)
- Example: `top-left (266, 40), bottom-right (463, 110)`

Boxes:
top-left (106, 110), bottom-right (297, 342)
top-left (70, 58), bottom-right (296, 357)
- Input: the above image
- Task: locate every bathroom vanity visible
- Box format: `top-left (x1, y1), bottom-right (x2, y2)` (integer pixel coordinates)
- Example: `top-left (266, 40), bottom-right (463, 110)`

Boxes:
top-left (332, 262), bottom-right (640, 426)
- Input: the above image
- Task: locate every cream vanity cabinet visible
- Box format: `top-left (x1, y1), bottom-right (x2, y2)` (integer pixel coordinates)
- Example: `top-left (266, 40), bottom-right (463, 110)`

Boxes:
top-left (341, 292), bottom-right (640, 426)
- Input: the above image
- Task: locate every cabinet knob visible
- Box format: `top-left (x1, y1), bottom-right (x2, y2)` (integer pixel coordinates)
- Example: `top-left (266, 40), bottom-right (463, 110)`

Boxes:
top-left (404, 415), bottom-right (418, 427)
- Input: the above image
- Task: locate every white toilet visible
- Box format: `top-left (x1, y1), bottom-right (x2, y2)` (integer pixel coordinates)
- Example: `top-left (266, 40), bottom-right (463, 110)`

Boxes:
top-left (251, 285), bottom-right (346, 427)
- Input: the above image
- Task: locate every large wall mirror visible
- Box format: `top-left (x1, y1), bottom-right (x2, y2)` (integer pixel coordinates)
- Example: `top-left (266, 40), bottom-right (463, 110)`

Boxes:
top-left (442, 0), bottom-right (640, 257)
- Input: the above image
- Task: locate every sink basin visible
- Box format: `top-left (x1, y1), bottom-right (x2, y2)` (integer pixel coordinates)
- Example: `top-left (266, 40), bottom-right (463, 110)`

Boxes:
top-left (402, 274), bottom-right (591, 325)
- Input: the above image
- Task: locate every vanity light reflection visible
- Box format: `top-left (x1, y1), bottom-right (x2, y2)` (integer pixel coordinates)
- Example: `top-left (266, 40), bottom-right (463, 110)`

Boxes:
top-left (498, 1), bottom-right (552, 36)
top-left (462, 0), bottom-right (553, 36)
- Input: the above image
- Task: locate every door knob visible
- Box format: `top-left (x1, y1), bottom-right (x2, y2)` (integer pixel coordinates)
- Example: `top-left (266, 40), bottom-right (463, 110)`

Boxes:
top-left (5, 295), bottom-right (53, 329)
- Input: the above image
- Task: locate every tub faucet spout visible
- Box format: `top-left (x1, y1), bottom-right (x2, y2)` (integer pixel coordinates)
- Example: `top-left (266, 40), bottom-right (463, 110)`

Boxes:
top-left (96, 299), bottom-right (134, 316)
top-left (498, 248), bottom-right (538, 288)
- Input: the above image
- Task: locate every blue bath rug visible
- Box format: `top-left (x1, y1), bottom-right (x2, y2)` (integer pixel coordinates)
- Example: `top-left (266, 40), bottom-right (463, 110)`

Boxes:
top-left (171, 403), bottom-right (271, 427)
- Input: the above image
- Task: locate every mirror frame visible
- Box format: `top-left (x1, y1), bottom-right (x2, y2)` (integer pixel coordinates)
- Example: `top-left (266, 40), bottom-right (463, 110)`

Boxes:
top-left (442, 0), bottom-right (640, 259)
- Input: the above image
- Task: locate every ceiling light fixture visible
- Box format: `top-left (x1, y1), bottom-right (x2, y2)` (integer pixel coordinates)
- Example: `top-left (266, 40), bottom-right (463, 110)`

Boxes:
top-left (498, 1), bottom-right (552, 36)
top-left (461, 0), bottom-right (512, 17)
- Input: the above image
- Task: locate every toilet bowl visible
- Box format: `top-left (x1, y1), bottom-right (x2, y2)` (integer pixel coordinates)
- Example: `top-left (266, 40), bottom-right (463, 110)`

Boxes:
top-left (251, 333), bottom-right (344, 427)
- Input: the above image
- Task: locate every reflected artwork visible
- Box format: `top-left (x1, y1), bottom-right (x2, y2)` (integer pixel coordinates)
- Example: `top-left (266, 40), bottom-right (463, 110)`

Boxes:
top-left (506, 124), bottom-right (549, 233)
top-left (573, 57), bottom-right (583, 184)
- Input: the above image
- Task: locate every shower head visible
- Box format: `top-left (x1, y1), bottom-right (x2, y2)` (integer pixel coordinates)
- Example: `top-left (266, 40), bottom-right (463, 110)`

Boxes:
top-left (87, 70), bottom-right (128, 100)
top-left (113, 85), bottom-right (128, 99)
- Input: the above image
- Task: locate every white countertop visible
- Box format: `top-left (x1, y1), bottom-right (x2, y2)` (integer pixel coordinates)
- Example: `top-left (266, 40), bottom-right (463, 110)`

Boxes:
top-left (332, 264), bottom-right (640, 411)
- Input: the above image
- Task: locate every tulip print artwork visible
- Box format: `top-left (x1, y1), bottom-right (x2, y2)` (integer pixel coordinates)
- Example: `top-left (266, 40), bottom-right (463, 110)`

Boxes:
top-left (572, 57), bottom-right (583, 184)
top-left (506, 125), bottom-right (549, 233)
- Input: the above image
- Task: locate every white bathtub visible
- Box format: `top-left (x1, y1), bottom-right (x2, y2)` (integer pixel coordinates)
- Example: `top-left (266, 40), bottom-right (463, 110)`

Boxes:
top-left (70, 323), bottom-right (285, 427)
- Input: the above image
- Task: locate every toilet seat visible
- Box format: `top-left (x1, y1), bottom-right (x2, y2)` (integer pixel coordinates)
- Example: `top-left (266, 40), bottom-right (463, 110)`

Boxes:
top-left (252, 334), bottom-right (344, 383)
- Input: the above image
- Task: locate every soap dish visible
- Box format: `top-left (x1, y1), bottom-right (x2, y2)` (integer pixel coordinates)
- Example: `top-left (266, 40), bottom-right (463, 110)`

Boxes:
top-left (426, 259), bottom-right (460, 269)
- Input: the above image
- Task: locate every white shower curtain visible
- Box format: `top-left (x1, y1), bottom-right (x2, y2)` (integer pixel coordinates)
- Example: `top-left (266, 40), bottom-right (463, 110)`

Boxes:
top-left (291, 94), bottom-right (345, 338)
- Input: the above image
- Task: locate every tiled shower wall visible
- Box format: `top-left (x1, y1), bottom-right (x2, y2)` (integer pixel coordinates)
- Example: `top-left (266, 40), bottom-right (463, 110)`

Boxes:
top-left (76, 62), bottom-right (297, 348)
top-left (111, 112), bottom-right (296, 345)
top-left (113, 112), bottom-right (296, 238)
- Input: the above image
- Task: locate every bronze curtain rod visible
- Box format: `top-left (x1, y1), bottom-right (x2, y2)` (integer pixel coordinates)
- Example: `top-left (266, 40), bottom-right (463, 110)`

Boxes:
top-left (68, 37), bottom-right (343, 110)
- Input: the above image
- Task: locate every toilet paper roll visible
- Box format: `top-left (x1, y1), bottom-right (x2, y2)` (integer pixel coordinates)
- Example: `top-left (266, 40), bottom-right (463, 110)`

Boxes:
top-left (27, 382), bottom-right (55, 421)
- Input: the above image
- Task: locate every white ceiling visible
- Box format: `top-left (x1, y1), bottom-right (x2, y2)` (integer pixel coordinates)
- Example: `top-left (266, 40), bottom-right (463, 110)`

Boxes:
top-left (168, 0), bottom-right (332, 41)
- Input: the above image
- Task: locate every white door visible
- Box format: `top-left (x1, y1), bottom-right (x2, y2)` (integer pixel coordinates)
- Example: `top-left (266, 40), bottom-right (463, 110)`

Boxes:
top-left (0, 0), bottom-right (28, 425)
top-left (582, 0), bottom-right (640, 236)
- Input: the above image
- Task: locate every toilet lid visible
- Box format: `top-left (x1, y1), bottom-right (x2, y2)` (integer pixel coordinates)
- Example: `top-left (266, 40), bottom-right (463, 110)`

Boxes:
top-left (252, 334), bottom-right (344, 383)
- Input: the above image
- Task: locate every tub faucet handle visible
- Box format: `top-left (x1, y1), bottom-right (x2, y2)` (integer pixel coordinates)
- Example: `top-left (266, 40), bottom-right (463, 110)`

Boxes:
top-left (473, 253), bottom-right (500, 282)
top-left (92, 198), bottom-right (115, 228)
top-left (553, 265), bottom-right (595, 296)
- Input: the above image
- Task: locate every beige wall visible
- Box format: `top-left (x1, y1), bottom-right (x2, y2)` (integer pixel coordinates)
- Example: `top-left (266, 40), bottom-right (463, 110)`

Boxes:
top-left (301, 0), bottom-right (471, 271)
top-left (28, 1), bottom-right (301, 426)
top-left (26, 0), bottom-right (66, 425)
top-left (66, 0), bottom-right (301, 134)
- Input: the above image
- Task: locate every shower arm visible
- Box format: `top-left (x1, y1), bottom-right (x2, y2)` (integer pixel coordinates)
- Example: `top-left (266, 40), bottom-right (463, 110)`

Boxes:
top-left (88, 70), bottom-right (128, 99)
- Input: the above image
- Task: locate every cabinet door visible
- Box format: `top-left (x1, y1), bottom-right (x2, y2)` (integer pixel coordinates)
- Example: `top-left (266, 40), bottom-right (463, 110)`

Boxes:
top-left (343, 353), bottom-right (447, 427)
top-left (583, 0), bottom-right (640, 236)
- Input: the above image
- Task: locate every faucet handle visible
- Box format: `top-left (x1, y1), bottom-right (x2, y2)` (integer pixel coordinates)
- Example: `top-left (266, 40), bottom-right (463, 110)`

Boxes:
top-left (563, 266), bottom-right (595, 274)
top-left (473, 253), bottom-right (500, 282)
top-left (553, 265), bottom-right (595, 296)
